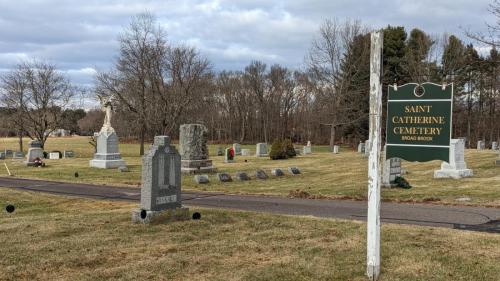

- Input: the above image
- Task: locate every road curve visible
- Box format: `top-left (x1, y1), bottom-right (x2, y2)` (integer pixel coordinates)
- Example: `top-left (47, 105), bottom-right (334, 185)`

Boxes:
top-left (1, 177), bottom-right (499, 231)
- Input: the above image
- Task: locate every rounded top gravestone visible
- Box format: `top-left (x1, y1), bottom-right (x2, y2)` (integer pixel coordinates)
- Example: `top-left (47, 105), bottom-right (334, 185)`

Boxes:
top-left (29, 140), bottom-right (42, 148)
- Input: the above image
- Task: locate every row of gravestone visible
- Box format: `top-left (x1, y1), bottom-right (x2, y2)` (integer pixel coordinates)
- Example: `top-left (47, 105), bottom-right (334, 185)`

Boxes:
top-left (477, 140), bottom-right (499, 150)
top-left (0, 150), bottom-right (24, 159)
top-left (218, 142), bottom-right (320, 160)
top-left (380, 139), bottom-right (475, 185)
top-left (0, 147), bottom-right (75, 161)
top-left (217, 143), bottom-right (271, 158)
top-left (362, 139), bottom-right (500, 153)
top-left (193, 167), bottom-right (301, 184)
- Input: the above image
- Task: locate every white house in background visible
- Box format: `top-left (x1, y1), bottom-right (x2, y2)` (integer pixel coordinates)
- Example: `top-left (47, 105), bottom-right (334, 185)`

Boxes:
top-left (48, 129), bottom-right (71, 137)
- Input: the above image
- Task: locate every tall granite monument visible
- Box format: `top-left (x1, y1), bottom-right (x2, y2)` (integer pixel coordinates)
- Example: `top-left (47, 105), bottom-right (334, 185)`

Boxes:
top-left (89, 96), bottom-right (126, 169)
top-left (434, 139), bottom-right (473, 179)
top-left (132, 136), bottom-right (189, 223)
top-left (179, 124), bottom-right (216, 173)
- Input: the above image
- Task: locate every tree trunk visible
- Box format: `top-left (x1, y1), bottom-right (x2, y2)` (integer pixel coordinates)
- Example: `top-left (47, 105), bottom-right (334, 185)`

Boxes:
top-left (330, 125), bottom-right (336, 151)
top-left (18, 130), bottom-right (23, 152)
top-left (139, 127), bottom-right (145, 156)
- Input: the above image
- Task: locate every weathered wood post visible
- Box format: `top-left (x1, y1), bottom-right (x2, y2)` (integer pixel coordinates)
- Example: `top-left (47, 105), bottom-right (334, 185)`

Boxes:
top-left (367, 30), bottom-right (383, 280)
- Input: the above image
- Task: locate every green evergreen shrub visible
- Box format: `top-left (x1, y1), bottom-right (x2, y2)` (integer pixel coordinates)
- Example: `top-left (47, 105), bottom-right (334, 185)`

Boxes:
top-left (283, 139), bottom-right (296, 158)
top-left (270, 139), bottom-right (287, 160)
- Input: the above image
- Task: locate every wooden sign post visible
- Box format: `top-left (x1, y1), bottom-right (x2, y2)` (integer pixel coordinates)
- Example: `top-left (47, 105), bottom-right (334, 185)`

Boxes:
top-left (367, 30), bottom-right (383, 281)
top-left (366, 30), bottom-right (453, 280)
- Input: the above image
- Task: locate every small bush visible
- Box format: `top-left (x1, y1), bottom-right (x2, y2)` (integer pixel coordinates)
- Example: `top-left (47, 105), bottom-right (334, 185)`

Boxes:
top-left (394, 176), bottom-right (412, 189)
top-left (270, 139), bottom-right (287, 160)
top-left (283, 139), bottom-right (296, 158)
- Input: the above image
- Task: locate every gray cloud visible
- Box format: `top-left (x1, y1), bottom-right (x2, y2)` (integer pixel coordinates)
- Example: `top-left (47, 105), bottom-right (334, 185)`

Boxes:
top-left (0, 0), bottom-right (494, 87)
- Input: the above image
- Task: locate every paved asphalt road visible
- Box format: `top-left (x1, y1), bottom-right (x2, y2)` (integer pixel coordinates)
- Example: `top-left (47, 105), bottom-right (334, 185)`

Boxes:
top-left (1, 177), bottom-right (499, 232)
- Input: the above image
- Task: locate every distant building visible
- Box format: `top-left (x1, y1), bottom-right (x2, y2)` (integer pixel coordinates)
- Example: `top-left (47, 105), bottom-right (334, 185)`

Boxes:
top-left (48, 129), bottom-right (71, 137)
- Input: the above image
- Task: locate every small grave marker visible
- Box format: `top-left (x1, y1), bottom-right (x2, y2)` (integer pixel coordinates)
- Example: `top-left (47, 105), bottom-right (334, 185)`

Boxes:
top-left (255, 169), bottom-right (268, 180)
top-left (271, 168), bottom-right (284, 176)
top-left (63, 150), bottom-right (75, 158)
top-left (194, 174), bottom-right (209, 184)
top-left (288, 167), bottom-right (301, 175)
top-left (233, 143), bottom-right (241, 155)
top-left (217, 173), bottom-right (232, 182)
top-left (49, 152), bottom-right (60, 159)
top-left (241, 149), bottom-right (251, 156)
top-left (235, 172), bottom-right (250, 181)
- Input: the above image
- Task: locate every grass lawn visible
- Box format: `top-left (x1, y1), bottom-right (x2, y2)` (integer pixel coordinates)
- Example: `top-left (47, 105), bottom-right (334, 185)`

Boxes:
top-left (1, 136), bottom-right (500, 207)
top-left (0, 188), bottom-right (499, 280)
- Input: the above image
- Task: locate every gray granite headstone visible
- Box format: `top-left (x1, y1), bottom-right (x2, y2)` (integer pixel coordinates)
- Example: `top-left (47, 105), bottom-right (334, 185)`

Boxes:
top-left (25, 140), bottom-right (43, 166)
top-left (235, 172), bottom-right (250, 181)
top-left (217, 173), bottom-right (232, 182)
top-left (492, 142), bottom-right (498, 150)
top-left (13, 151), bottom-right (24, 159)
top-left (288, 167), bottom-right (301, 175)
top-left (294, 148), bottom-right (302, 156)
top-left (233, 143), bottom-right (241, 155)
top-left (132, 136), bottom-right (188, 223)
top-left (477, 140), bottom-right (485, 150)
top-left (0, 152), bottom-right (5, 159)
top-left (382, 149), bottom-right (401, 187)
top-left (5, 150), bottom-right (13, 158)
top-left (255, 143), bottom-right (268, 157)
top-left (63, 150), bottom-right (75, 158)
top-left (271, 168), bottom-right (284, 176)
top-left (255, 169), bottom-right (268, 180)
top-left (357, 142), bottom-right (365, 153)
top-left (179, 124), bottom-right (216, 173)
top-left (216, 146), bottom-right (224, 156)
top-left (194, 174), bottom-right (209, 184)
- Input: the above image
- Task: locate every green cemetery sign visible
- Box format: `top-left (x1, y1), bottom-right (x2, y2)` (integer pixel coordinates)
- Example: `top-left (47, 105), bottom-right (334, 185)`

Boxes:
top-left (386, 82), bottom-right (452, 162)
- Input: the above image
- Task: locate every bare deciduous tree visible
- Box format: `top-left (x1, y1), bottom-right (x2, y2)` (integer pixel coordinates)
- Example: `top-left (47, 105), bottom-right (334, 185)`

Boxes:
top-left (307, 19), bottom-right (365, 149)
top-left (1, 61), bottom-right (74, 149)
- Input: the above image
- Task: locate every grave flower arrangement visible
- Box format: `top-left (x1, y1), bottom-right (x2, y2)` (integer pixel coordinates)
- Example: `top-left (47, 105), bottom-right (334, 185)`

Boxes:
top-left (228, 147), bottom-right (234, 160)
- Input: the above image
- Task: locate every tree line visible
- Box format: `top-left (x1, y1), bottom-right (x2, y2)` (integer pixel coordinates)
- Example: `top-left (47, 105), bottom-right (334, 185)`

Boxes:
top-left (1, 8), bottom-right (499, 153)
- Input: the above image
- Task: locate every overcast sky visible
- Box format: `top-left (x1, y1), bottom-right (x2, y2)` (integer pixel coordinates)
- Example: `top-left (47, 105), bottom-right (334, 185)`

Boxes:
top-left (0, 0), bottom-right (494, 88)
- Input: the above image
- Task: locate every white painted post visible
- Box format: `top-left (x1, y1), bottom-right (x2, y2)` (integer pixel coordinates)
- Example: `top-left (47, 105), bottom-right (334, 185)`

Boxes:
top-left (367, 30), bottom-right (383, 280)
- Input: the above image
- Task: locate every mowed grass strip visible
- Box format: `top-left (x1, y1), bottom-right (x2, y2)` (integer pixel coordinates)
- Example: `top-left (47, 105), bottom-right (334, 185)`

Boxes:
top-left (1, 137), bottom-right (500, 207)
top-left (0, 189), bottom-right (499, 281)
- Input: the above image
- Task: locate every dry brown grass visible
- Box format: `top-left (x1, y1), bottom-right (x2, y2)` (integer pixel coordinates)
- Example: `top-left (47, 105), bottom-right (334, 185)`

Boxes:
top-left (0, 189), bottom-right (499, 280)
top-left (1, 137), bottom-right (500, 207)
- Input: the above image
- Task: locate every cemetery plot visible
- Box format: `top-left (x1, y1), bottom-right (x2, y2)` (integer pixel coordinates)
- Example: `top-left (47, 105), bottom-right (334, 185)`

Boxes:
top-left (1, 137), bottom-right (499, 207)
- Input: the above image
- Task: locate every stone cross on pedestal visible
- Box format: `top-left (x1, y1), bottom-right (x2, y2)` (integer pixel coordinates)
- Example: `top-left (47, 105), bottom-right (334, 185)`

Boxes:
top-left (132, 136), bottom-right (189, 223)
